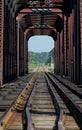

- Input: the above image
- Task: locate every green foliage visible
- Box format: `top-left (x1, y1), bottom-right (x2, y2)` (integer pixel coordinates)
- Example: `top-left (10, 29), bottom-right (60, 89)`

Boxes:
top-left (28, 48), bottom-right (54, 66)
top-left (28, 51), bottom-right (49, 65)
top-left (45, 48), bottom-right (54, 65)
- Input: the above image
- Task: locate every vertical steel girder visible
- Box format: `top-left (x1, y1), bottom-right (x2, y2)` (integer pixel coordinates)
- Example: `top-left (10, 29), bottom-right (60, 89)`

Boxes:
top-left (0, 0), bottom-right (4, 85)
top-left (55, 1), bottom-right (81, 85)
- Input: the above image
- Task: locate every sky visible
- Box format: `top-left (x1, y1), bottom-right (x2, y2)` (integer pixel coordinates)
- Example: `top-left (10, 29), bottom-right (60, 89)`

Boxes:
top-left (28, 35), bottom-right (54, 52)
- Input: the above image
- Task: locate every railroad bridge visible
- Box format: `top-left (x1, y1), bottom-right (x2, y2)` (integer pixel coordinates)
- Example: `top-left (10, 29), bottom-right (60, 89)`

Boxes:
top-left (0, 0), bottom-right (82, 85)
top-left (0, 1), bottom-right (82, 129)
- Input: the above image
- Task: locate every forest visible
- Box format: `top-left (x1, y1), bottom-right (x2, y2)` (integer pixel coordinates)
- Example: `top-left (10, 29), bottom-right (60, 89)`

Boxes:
top-left (28, 48), bottom-right (54, 66)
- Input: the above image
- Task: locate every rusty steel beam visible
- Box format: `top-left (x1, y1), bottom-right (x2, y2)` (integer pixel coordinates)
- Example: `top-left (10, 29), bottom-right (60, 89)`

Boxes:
top-left (0, 0), bottom-right (4, 86)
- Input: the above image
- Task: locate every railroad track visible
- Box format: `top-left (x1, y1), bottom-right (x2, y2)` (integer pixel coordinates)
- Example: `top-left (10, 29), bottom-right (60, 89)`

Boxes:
top-left (0, 73), bottom-right (35, 130)
top-left (26, 73), bottom-right (58, 130)
top-left (0, 72), bottom-right (59, 130)
top-left (46, 72), bottom-right (82, 130)
top-left (0, 70), bottom-right (81, 130)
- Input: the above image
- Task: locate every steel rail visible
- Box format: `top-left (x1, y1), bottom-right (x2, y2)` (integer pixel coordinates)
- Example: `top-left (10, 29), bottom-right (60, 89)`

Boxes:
top-left (0, 73), bottom-right (37, 129)
top-left (46, 72), bottom-right (82, 129)
top-left (49, 72), bottom-right (82, 99)
top-left (26, 72), bottom-right (59, 130)
top-left (45, 75), bottom-right (63, 130)
top-left (26, 82), bottom-right (37, 130)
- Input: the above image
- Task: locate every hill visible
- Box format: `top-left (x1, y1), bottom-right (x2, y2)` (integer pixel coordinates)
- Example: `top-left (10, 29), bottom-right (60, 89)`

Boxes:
top-left (28, 48), bottom-right (54, 65)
